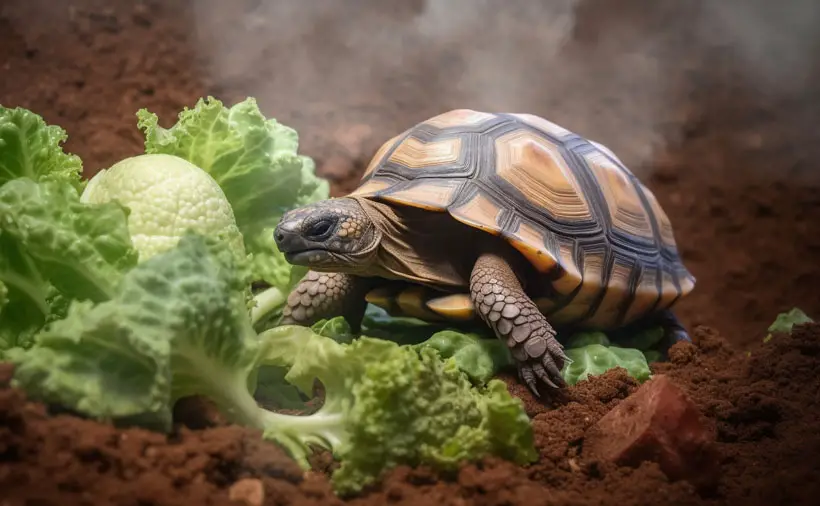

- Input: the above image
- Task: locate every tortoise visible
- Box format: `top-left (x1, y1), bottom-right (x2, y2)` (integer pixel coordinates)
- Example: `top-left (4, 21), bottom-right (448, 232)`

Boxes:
top-left (273, 109), bottom-right (695, 395)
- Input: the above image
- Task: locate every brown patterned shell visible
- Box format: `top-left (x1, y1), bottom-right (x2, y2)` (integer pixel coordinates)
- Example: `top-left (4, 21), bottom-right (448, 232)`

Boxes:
top-left (350, 109), bottom-right (695, 329)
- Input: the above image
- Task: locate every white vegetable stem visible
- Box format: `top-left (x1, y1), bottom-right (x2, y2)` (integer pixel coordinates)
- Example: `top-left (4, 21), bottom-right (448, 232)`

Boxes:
top-left (250, 286), bottom-right (286, 326)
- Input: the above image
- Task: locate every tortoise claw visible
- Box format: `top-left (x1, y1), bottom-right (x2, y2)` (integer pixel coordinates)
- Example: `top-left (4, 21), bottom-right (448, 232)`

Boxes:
top-left (519, 366), bottom-right (541, 398)
top-left (533, 362), bottom-right (560, 389)
top-left (542, 356), bottom-right (565, 386)
top-left (518, 355), bottom-right (566, 397)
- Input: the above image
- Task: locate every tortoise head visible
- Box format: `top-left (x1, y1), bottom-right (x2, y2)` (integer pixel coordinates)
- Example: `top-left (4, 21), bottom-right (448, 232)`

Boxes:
top-left (273, 197), bottom-right (382, 272)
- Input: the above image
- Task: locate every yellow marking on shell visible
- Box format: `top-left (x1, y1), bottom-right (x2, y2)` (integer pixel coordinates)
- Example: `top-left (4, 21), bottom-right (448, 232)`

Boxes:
top-left (548, 251), bottom-right (605, 324)
top-left (425, 293), bottom-right (476, 321)
top-left (584, 150), bottom-right (654, 239)
top-left (622, 267), bottom-right (660, 325)
top-left (424, 109), bottom-right (497, 129)
top-left (365, 286), bottom-right (397, 310)
top-left (388, 137), bottom-right (462, 169)
top-left (448, 192), bottom-right (504, 235)
top-left (642, 189), bottom-right (678, 249)
top-left (362, 134), bottom-right (401, 180)
top-left (349, 178), bottom-right (392, 197)
top-left (380, 179), bottom-right (463, 211)
top-left (495, 130), bottom-right (592, 222)
top-left (509, 113), bottom-right (573, 139)
top-left (584, 262), bottom-right (633, 328)
top-left (552, 241), bottom-right (583, 294)
top-left (396, 285), bottom-right (438, 320)
top-left (657, 270), bottom-right (680, 310)
top-left (506, 221), bottom-right (558, 273)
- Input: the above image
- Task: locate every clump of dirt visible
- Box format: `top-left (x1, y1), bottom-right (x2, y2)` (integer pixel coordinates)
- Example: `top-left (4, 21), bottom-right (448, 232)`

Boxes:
top-left (2, 322), bottom-right (818, 506)
top-left (0, 364), bottom-right (339, 506)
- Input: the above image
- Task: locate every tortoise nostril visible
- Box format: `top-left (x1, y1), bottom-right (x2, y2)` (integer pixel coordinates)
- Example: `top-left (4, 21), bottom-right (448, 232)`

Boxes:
top-left (274, 231), bottom-right (285, 243)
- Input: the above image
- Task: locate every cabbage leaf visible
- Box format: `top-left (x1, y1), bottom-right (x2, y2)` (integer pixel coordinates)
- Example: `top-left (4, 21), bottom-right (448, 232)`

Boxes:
top-left (136, 96), bottom-right (328, 295)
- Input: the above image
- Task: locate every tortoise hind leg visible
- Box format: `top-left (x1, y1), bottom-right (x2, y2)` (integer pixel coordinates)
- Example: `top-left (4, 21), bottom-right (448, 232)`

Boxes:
top-left (280, 271), bottom-right (372, 333)
top-left (652, 309), bottom-right (692, 357)
top-left (654, 309), bottom-right (691, 344)
top-left (469, 252), bottom-right (570, 396)
top-left (612, 308), bottom-right (691, 358)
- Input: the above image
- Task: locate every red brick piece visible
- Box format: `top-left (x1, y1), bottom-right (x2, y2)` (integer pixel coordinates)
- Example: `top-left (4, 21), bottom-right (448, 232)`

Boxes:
top-left (582, 374), bottom-right (720, 491)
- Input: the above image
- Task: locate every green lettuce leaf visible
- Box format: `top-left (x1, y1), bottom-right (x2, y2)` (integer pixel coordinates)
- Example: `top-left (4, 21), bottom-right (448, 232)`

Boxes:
top-left (136, 96), bottom-right (329, 296)
top-left (6, 232), bottom-right (251, 429)
top-left (561, 344), bottom-right (651, 385)
top-left (250, 365), bottom-right (310, 412)
top-left (0, 280), bottom-right (7, 313)
top-left (413, 330), bottom-right (513, 385)
top-left (256, 325), bottom-right (537, 495)
top-left (6, 297), bottom-right (173, 429)
top-left (329, 345), bottom-right (536, 495)
top-left (311, 317), bottom-right (357, 344)
top-left (0, 105), bottom-right (83, 190)
top-left (564, 330), bottom-right (611, 348)
top-left (765, 307), bottom-right (813, 341)
top-left (0, 178), bottom-right (138, 349)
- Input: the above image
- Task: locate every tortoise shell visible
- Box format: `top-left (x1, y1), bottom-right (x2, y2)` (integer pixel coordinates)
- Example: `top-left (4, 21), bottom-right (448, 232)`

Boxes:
top-left (349, 109), bottom-right (695, 329)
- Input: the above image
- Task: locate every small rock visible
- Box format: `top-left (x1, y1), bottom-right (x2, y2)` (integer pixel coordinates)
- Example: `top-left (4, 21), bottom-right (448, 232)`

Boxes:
top-left (582, 374), bottom-right (720, 491)
top-left (228, 478), bottom-right (265, 506)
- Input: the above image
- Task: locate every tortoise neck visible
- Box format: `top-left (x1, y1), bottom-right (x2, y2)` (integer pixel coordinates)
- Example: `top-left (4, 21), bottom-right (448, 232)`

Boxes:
top-left (347, 196), bottom-right (483, 289)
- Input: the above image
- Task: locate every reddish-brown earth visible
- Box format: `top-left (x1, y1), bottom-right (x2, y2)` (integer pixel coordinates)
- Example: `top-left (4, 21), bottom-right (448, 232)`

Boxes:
top-left (1, 0), bottom-right (819, 505)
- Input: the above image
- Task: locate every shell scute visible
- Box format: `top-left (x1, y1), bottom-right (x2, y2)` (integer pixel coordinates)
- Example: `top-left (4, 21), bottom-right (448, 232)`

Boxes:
top-left (354, 110), bottom-right (695, 328)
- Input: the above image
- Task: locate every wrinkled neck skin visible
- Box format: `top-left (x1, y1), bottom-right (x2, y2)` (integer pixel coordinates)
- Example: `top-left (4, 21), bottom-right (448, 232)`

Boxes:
top-left (347, 196), bottom-right (483, 291)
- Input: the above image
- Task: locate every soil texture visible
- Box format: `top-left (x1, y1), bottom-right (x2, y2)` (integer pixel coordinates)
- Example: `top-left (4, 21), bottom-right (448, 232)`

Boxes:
top-left (2, 324), bottom-right (819, 506)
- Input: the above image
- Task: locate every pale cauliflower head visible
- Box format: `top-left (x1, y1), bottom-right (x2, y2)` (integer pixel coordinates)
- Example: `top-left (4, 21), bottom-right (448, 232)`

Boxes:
top-left (81, 153), bottom-right (246, 262)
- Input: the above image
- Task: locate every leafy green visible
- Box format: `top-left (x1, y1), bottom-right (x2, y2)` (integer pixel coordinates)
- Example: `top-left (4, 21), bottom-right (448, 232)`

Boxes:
top-left (6, 296), bottom-right (173, 429)
top-left (564, 330), bottom-right (611, 348)
top-left (316, 310), bottom-right (659, 387)
top-left (9, 233), bottom-right (536, 496)
top-left (561, 344), bottom-right (652, 385)
top-left (413, 330), bottom-right (513, 384)
top-left (250, 365), bottom-right (310, 411)
top-left (0, 178), bottom-right (138, 349)
top-left (0, 280), bottom-right (7, 313)
top-left (5, 233), bottom-right (249, 428)
top-left (0, 105), bottom-right (84, 191)
top-left (311, 317), bottom-right (357, 344)
top-left (765, 307), bottom-right (814, 341)
top-left (257, 325), bottom-right (537, 495)
top-left (136, 96), bottom-right (329, 295)
top-left (81, 153), bottom-right (247, 265)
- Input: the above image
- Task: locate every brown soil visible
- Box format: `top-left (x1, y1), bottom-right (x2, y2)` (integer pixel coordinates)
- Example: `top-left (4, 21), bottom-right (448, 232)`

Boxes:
top-left (3, 323), bottom-right (819, 506)
top-left (2, 0), bottom-right (820, 505)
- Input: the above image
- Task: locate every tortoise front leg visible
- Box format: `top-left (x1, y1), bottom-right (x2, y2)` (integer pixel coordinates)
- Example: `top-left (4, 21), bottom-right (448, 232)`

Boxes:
top-left (280, 270), bottom-right (371, 333)
top-left (469, 253), bottom-right (570, 395)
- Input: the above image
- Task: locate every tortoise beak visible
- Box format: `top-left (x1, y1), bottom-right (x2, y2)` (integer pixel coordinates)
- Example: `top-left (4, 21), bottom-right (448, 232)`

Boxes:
top-left (273, 220), bottom-right (304, 253)
top-left (273, 219), bottom-right (334, 266)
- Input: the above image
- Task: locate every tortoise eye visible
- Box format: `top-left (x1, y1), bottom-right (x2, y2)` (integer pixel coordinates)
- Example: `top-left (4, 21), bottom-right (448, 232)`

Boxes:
top-left (306, 219), bottom-right (335, 239)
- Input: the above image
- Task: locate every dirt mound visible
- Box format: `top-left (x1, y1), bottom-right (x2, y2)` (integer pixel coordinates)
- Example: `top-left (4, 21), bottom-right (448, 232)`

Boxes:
top-left (2, 322), bottom-right (818, 506)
